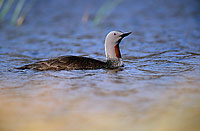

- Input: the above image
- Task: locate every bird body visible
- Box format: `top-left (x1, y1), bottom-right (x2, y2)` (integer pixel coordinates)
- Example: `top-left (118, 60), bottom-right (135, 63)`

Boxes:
top-left (18, 56), bottom-right (108, 71)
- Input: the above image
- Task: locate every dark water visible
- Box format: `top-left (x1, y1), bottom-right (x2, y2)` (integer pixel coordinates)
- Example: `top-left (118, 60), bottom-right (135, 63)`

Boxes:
top-left (0, 0), bottom-right (200, 130)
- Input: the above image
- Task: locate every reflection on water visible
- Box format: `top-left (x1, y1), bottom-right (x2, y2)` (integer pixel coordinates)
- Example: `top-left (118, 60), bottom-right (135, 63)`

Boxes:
top-left (0, 0), bottom-right (200, 130)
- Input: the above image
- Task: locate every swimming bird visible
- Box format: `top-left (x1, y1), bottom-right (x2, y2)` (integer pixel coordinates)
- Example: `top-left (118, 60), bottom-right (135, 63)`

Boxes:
top-left (17, 31), bottom-right (131, 71)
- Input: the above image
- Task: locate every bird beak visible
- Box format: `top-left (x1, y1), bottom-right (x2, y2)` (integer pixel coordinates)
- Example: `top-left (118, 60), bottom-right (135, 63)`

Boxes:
top-left (120, 32), bottom-right (132, 38)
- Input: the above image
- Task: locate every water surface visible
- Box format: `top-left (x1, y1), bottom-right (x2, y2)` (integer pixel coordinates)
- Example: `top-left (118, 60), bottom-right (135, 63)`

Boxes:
top-left (0, 0), bottom-right (200, 130)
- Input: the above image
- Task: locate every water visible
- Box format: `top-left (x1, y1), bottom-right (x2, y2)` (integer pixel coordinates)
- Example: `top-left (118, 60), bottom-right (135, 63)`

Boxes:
top-left (0, 0), bottom-right (200, 130)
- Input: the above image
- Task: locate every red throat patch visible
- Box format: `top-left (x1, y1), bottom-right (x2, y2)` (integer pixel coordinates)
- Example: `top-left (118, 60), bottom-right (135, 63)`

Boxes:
top-left (114, 44), bottom-right (121, 58)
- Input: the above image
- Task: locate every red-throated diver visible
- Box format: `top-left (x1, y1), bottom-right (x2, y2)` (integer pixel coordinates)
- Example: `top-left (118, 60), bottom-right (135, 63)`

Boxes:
top-left (17, 31), bottom-right (131, 71)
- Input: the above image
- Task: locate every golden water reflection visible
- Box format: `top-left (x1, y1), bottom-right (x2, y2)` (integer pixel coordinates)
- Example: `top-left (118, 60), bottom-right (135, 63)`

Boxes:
top-left (0, 78), bottom-right (199, 131)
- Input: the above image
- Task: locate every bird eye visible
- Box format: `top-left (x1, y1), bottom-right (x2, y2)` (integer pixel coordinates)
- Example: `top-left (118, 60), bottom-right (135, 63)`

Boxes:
top-left (114, 33), bottom-right (116, 35)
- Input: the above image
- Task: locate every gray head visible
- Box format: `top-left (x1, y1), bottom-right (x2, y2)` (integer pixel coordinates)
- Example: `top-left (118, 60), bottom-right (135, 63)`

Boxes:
top-left (105, 31), bottom-right (131, 66)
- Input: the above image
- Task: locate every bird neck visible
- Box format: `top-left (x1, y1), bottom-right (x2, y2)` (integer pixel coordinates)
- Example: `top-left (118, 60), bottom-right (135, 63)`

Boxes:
top-left (105, 40), bottom-right (123, 67)
top-left (105, 41), bottom-right (122, 58)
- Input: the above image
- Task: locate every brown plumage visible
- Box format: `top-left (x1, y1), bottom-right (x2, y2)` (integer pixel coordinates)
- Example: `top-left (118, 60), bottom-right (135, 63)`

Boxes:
top-left (17, 56), bottom-right (109, 71)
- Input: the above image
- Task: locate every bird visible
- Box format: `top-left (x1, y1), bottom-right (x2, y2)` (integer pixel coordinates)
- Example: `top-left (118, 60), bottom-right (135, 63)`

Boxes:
top-left (17, 31), bottom-right (131, 71)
